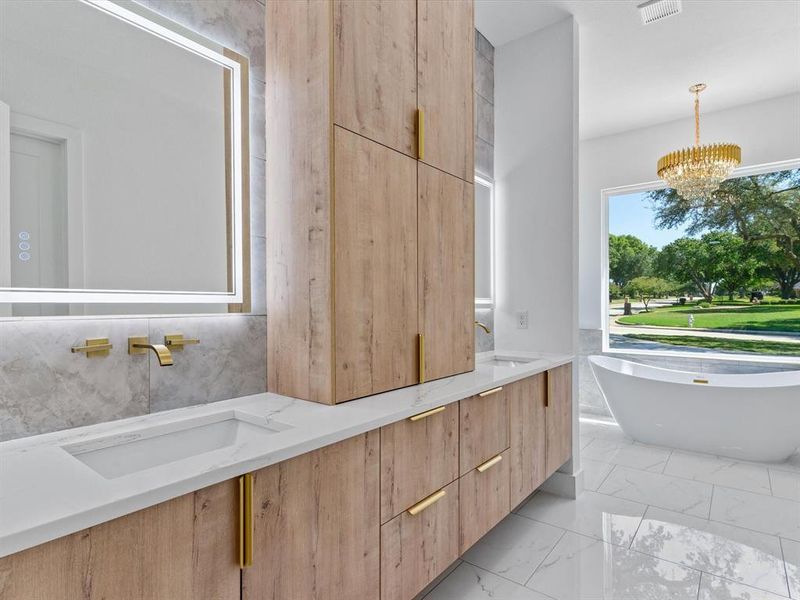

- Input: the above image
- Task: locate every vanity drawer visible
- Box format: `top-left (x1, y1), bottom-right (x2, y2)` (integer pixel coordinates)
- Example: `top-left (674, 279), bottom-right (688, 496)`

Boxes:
top-left (459, 386), bottom-right (509, 475)
top-left (381, 480), bottom-right (460, 600)
top-left (459, 450), bottom-right (510, 554)
top-left (381, 403), bottom-right (459, 523)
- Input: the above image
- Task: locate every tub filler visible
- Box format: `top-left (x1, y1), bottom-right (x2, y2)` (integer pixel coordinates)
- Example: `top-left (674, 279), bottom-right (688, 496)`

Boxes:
top-left (589, 355), bottom-right (800, 462)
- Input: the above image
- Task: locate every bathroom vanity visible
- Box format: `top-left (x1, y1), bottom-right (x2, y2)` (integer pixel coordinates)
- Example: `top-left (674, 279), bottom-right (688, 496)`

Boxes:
top-left (0, 354), bottom-right (573, 600)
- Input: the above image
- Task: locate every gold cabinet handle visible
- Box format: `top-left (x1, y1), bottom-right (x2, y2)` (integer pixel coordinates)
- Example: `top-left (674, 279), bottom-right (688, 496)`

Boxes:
top-left (164, 334), bottom-right (200, 351)
top-left (418, 333), bottom-right (426, 384)
top-left (70, 338), bottom-right (113, 358)
top-left (479, 386), bottom-right (503, 398)
top-left (407, 488), bottom-right (446, 516)
top-left (477, 454), bottom-right (503, 473)
top-left (409, 405), bottom-right (446, 422)
top-left (693, 378), bottom-right (709, 384)
top-left (416, 108), bottom-right (425, 160)
top-left (238, 473), bottom-right (253, 568)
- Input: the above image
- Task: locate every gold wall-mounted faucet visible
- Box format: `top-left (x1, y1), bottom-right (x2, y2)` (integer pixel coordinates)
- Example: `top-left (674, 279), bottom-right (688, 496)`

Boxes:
top-left (128, 336), bottom-right (174, 366)
top-left (474, 321), bottom-right (492, 335)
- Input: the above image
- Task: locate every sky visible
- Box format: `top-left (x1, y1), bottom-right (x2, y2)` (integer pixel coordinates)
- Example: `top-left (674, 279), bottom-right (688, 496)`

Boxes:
top-left (609, 191), bottom-right (690, 249)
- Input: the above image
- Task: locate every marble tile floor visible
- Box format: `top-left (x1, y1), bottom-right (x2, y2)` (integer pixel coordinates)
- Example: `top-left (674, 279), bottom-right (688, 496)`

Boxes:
top-left (421, 417), bottom-right (800, 600)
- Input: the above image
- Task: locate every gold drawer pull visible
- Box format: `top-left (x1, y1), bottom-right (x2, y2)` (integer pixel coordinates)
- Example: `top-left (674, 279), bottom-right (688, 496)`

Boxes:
top-left (407, 489), bottom-right (446, 516)
top-left (479, 386), bottom-right (503, 398)
top-left (70, 338), bottom-right (113, 358)
top-left (409, 406), bottom-right (446, 422)
top-left (477, 454), bottom-right (503, 473)
top-left (418, 333), bottom-right (426, 384)
top-left (239, 473), bottom-right (253, 568)
top-left (416, 108), bottom-right (425, 160)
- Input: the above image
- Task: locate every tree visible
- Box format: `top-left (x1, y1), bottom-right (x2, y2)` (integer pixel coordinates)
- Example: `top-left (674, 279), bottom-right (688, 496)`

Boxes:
top-left (754, 240), bottom-right (800, 299)
top-left (649, 169), bottom-right (800, 274)
top-left (608, 234), bottom-right (657, 288)
top-left (625, 276), bottom-right (674, 311)
top-left (712, 233), bottom-right (761, 301)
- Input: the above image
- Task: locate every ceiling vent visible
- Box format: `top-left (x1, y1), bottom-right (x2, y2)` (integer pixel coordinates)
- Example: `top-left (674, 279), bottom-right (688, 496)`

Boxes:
top-left (637, 0), bottom-right (682, 25)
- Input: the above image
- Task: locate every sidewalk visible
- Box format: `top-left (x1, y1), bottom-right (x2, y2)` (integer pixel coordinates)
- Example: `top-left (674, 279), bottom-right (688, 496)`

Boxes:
top-left (610, 322), bottom-right (800, 344)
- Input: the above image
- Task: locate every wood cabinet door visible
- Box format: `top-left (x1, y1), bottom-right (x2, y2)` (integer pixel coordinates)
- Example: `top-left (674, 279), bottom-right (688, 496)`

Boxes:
top-left (381, 402), bottom-right (459, 523)
top-left (243, 432), bottom-right (380, 600)
top-left (459, 387), bottom-right (509, 476)
top-left (0, 481), bottom-right (240, 600)
top-left (418, 163), bottom-right (474, 382)
top-left (417, 0), bottom-right (474, 181)
top-left (546, 363), bottom-right (573, 476)
top-left (509, 374), bottom-right (547, 508)
top-left (459, 449), bottom-right (510, 554)
top-left (334, 0), bottom-right (417, 157)
top-left (381, 480), bottom-right (459, 600)
top-left (334, 127), bottom-right (419, 402)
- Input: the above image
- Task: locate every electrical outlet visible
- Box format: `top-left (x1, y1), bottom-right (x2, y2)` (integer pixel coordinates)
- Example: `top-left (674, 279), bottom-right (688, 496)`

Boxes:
top-left (516, 310), bottom-right (529, 329)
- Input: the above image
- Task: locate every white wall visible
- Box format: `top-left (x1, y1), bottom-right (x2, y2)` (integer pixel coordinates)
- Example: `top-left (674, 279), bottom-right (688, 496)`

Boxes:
top-left (579, 93), bottom-right (800, 330)
top-left (495, 17), bottom-right (579, 355)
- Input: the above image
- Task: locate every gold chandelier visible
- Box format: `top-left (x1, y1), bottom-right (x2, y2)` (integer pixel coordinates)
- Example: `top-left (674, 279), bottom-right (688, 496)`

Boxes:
top-left (657, 83), bottom-right (741, 201)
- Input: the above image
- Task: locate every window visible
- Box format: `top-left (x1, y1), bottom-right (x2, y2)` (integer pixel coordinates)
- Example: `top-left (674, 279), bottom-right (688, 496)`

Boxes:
top-left (475, 175), bottom-right (494, 306)
top-left (604, 160), bottom-right (800, 360)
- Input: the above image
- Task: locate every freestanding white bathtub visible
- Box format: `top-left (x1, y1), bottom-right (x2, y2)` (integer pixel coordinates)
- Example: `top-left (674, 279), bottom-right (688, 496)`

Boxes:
top-left (589, 355), bottom-right (800, 462)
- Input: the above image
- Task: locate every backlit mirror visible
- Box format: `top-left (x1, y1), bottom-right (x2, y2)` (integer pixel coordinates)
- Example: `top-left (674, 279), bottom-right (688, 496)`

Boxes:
top-left (475, 175), bottom-right (494, 306)
top-left (0, 0), bottom-right (249, 316)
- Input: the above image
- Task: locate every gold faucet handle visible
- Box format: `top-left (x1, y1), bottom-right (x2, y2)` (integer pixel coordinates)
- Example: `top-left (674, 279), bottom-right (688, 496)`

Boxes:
top-left (71, 338), bottom-right (113, 358)
top-left (164, 334), bottom-right (200, 351)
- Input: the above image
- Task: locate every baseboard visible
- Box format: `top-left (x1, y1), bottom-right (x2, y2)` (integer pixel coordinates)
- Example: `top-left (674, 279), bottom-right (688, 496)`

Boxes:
top-left (540, 467), bottom-right (584, 499)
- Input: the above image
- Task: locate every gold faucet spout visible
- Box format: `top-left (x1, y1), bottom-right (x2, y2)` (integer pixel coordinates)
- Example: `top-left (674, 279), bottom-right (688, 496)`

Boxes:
top-left (128, 337), bottom-right (174, 366)
top-left (474, 321), bottom-right (491, 335)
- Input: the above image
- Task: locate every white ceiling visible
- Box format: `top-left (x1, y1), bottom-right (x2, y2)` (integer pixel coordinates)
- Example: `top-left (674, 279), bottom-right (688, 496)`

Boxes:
top-left (476, 0), bottom-right (800, 140)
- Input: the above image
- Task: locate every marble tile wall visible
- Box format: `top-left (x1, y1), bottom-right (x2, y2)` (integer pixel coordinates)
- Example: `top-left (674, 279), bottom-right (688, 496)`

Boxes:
top-left (0, 0), bottom-right (267, 442)
top-left (578, 328), bottom-right (800, 418)
top-left (474, 30), bottom-right (495, 353)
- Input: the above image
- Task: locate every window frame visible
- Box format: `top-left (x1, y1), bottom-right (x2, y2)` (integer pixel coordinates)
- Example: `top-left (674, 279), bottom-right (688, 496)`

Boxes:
top-left (600, 157), bottom-right (800, 364)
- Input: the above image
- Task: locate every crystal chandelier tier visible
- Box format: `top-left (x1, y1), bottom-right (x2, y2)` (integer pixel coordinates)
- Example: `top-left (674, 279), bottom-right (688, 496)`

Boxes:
top-left (657, 83), bottom-right (741, 201)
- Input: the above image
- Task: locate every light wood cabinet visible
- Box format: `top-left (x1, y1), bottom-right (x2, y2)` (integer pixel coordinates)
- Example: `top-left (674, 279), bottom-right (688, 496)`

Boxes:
top-left (380, 402), bottom-right (459, 523)
top-left (459, 386), bottom-right (509, 476)
top-left (381, 480), bottom-right (460, 600)
top-left (418, 164), bottom-right (475, 383)
top-left (0, 480), bottom-right (240, 600)
top-left (509, 373), bottom-right (547, 508)
top-left (334, 127), bottom-right (419, 402)
top-left (242, 432), bottom-right (380, 600)
top-left (334, 0), bottom-right (417, 157)
top-left (418, 0), bottom-right (474, 181)
top-left (267, 0), bottom-right (474, 405)
top-left (546, 362), bottom-right (573, 476)
top-left (459, 449), bottom-right (510, 554)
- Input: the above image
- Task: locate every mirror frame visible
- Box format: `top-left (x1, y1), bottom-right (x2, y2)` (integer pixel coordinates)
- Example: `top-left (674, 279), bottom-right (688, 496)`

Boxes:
top-left (0, 0), bottom-right (250, 310)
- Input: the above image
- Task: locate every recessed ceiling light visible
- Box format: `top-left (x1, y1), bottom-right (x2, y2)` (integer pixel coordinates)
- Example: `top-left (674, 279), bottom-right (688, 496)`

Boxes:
top-left (637, 0), bottom-right (683, 25)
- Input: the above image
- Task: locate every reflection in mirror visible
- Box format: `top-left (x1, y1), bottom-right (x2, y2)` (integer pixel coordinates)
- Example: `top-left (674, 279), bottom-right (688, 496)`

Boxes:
top-left (0, 0), bottom-right (249, 316)
top-left (475, 175), bottom-right (494, 306)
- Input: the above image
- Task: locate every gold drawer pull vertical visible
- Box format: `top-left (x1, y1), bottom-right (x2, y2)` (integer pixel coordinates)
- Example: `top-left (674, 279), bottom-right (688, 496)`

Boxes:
top-left (409, 405), bottom-right (446, 422)
top-left (238, 473), bottom-right (253, 568)
top-left (418, 333), bottom-right (426, 384)
top-left (477, 454), bottom-right (503, 473)
top-left (417, 108), bottom-right (425, 160)
top-left (479, 386), bottom-right (503, 398)
top-left (407, 489), bottom-right (446, 516)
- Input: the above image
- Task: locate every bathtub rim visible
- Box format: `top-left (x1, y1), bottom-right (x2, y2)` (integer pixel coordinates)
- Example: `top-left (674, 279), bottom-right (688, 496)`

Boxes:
top-left (589, 354), bottom-right (800, 389)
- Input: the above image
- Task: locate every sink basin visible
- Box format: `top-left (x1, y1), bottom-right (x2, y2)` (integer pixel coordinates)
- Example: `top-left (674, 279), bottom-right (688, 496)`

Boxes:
top-left (63, 410), bottom-right (292, 479)
top-left (482, 356), bottom-right (536, 368)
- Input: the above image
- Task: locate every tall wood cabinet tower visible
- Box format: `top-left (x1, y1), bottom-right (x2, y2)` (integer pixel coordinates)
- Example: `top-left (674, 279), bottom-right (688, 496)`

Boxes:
top-left (267, 0), bottom-right (475, 404)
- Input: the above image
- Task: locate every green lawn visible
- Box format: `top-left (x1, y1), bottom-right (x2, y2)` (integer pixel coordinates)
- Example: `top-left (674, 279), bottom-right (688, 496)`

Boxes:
top-left (623, 333), bottom-right (800, 356)
top-left (617, 303), bottom-right (800, 333)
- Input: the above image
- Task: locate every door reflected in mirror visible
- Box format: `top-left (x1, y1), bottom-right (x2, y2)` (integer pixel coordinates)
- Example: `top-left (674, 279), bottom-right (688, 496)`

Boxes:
top-left (0, 0), bottom-right (249, 315)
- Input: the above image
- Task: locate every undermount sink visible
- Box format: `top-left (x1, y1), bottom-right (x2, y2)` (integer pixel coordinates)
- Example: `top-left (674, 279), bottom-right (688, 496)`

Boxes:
top-left (62, 410), bottom-right (292, 479)
top-left (482, 355), bottom-right (536, 368)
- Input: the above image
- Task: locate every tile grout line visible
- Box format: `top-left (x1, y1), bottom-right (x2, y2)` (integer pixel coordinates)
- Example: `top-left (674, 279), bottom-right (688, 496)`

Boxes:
top-left (523, 528), bottom-right (568, 589)
top-left (627, 503), bottom-right (650, 550)
top-left (779, 537), bottom-right (792, 600)
top-left (458, 557), bottom-right (557, 599)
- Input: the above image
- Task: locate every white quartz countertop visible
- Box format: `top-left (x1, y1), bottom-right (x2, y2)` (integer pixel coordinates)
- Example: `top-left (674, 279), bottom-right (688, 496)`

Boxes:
top-left (0, 350), bottom-right (573, 558)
